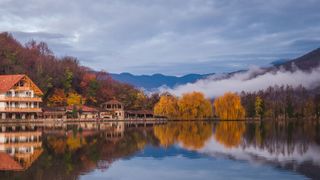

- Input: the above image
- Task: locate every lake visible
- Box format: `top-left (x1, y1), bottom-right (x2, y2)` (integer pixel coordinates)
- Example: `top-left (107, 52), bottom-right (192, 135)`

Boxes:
top-left (0, 120), bottom-right (319, 180)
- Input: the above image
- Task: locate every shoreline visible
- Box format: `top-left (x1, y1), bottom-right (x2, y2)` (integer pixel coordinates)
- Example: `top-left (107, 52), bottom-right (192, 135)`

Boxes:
top-left (0, 117), bottom-right (318, 125)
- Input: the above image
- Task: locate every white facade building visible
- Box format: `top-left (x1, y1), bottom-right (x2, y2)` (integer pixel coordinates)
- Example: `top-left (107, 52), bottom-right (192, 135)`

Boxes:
top-left (0, 75), bottom-right (43, 120)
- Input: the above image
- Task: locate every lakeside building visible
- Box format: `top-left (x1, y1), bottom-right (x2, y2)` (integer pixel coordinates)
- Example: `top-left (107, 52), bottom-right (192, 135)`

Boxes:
top-left (66, 105), bottom-right (99, 119)
top-left (42, 107), bottom-right (67, 120)
top-left (0, 75), bottom-right (43, 120)
top-left (100, 99), bottom-right (125, 120)
top-left (42, 105), bottom-right (99, 120)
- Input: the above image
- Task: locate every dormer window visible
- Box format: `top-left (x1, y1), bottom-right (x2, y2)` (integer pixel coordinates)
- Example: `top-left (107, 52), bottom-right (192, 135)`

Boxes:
top-left (19, 81), bottom-right (25, 87)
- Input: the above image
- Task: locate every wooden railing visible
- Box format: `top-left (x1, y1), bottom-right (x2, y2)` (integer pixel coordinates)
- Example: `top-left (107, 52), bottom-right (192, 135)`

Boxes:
top-left (14, 86), bottom-right (30, 91)
top-left (1, 141), bottom-right (42, 148)
top-left (0, 97), bottom-right (42, 102)
top-left (0, 131), bottom-right (42, 137)
top-left (0, 107), bottom-right (42, 112)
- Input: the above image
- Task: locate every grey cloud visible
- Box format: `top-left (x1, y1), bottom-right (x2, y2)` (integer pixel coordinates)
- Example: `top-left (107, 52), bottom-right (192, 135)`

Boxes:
top-left (0, 0), bottom-right (319, 75)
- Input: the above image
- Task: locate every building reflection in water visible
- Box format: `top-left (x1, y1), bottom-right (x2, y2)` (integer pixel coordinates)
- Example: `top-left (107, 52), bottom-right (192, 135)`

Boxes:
top-left (0, 125), bottom-right (42, 171)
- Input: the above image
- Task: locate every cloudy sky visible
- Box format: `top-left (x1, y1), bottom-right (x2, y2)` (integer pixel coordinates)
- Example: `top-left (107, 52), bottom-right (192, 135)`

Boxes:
top-left (0, 0), bottom-right (319, 75)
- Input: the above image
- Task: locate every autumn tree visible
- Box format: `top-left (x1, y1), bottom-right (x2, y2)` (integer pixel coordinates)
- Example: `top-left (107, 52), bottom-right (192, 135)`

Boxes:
top-left (67, 91), bottom-right (84, 106)
top-left (48, 89), bottom-right (67, 107)
top-left (255, 96), bottom-right (265, 119)
top-left (177, 92), bottom-right (213, 119)
top-left (214, 92), bottom-right (245, 120)
top-left (63, 68), bottom-right (73, 93)
top-left (80, 72), bottom-right (99, 105)
top-left (154, 94), bottom-right (179, 118)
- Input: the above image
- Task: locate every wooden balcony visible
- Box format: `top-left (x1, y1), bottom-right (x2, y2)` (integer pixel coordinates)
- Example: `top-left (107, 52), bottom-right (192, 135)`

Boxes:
top-left (1, 141), bottom-right (42, 148)
top-left (0, 107), bottom-right (42, 113)
top-left (14, 86), bottom-right (31, 91)
top-left (0, 131), bottom-right (42, 137)
top-left (0, 97), bottom-right (42, 102)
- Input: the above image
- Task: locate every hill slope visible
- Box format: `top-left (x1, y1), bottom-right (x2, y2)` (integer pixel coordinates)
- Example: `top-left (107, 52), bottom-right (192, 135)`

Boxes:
top-left (276, 48), bottom-right (320, 71)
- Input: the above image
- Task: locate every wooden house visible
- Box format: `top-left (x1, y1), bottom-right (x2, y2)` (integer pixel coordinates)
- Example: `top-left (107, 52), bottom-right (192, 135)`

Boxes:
top-left (0, 75), bottom-right (43, 120)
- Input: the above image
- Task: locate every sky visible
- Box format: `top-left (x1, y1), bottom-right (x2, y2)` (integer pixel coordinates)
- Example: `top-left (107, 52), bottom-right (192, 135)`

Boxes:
top-left (0, 0), bottom-right (319, 76)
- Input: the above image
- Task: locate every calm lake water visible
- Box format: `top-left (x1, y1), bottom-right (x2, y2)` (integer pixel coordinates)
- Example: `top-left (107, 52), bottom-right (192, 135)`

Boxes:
top-left (0, 120), bottom-right (320, 180)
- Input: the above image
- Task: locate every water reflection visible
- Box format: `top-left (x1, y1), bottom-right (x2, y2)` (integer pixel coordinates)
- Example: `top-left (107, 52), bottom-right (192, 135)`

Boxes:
top-left (154, 122), bottom-right (212, 150)
top-left (0, 121), bottom-right (319, 179)
top-left (0, 126), bottom-right (42, 171)
top-left (215, 121), bottom-right (245, 148)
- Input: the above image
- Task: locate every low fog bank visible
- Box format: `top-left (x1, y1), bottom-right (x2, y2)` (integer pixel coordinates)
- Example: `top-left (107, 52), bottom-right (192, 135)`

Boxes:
top-left (162, 65), bottom-right (320, 98)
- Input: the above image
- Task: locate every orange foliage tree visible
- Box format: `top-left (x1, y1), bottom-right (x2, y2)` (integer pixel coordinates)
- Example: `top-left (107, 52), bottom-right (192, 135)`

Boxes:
top-left (178, 92), bottom-right (213, 119)
top-left (48, 89), bottom-right (67, 107)
top-left (213, 92), bottom-right (245, 120)
top-left (154, 92), bottom-right (213, 119)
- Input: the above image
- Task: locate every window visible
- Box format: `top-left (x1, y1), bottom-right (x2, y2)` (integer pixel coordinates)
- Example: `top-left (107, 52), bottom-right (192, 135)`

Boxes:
top-left (6, 91), bottom-right (12, 97)
top-left (26, 91), bottom-right (32, 97)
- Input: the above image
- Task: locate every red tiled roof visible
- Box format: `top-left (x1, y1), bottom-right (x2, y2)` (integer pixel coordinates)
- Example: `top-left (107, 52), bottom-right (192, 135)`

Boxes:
top-left (103, 99), bottom-right (123, 105)
top-left (66, 105), bottom-right (98, 112)
top-left (81, 105), bottom-right (99, 112)
top-left (0, 152), bottom-right (23, 171)
top-left (0, 74), bottom-right (24, 93)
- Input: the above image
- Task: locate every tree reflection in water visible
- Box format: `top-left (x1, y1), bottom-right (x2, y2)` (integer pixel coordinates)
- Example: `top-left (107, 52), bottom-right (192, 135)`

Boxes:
top-left (214, 122), bottom-right (246, 148)
top-left (1, 120), bottom-right (320, 180)
top-left (154, 122), bottom-right (213, 150)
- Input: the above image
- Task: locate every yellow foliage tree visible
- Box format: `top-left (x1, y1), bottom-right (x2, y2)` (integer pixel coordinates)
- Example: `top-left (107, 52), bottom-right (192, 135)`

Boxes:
top-left (154, 95), bottom-right (179, 118)
top-left (178, 92), bottom-right (213, 119)
top-left (213, 92), bottom-right (245, 120)
top-left (67, 92), bottom-right (84, 106)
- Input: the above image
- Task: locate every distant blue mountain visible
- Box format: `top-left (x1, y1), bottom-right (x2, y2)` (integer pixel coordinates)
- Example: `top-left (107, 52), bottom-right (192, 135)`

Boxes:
top-left (270, 59), bottom-right (290, 66)
top-left (110, 72), bottom-right (215, 90)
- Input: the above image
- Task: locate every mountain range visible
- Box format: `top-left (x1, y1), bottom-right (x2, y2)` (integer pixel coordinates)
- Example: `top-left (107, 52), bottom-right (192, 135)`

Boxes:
top-left (110, 48), bottom-right (320, 90)
top-left (110, 72), bottom-right (215, 90)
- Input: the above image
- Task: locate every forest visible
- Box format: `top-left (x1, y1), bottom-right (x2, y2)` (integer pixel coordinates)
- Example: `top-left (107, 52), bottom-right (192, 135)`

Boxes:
top-left (1, 32), bottom-right (320, 119)
top-left (240, 85), bottom-right (320, 119)
top-left (0, 32), bottom-right (159, 110)
top-left (154, 87), bottom-right (320, 120)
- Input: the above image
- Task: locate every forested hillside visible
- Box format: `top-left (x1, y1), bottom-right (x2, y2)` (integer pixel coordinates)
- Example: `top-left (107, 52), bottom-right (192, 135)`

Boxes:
top-left (0, 32), bottom-right (159, 109)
